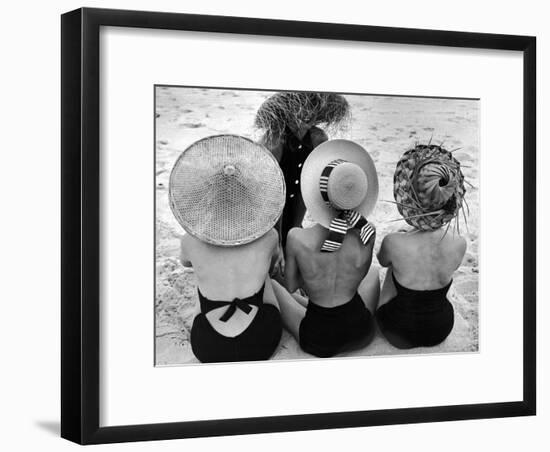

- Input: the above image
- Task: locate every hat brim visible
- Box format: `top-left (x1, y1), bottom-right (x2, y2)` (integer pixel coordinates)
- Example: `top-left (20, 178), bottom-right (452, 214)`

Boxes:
top-left (301, 139), bottom-right (379, 228)
top-left (169, 134), bottom-right (286, 246)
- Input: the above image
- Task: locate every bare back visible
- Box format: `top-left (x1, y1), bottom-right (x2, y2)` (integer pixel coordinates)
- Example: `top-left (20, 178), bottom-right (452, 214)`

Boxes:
top-left (181, 228), bottom-right (277, 300)
top-left (286, 224), bottom-right (374, 307)
top-left (180, 229), bottom-right (279, 337)
top-left (379, 228), bottom-right (467, 290)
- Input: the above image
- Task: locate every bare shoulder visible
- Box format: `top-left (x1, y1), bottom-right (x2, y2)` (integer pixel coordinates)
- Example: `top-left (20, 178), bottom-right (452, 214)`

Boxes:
top-left (381, 232), bottom-right (404, 249)
top-left (286, 227), bottom-right (304, 249)
top-left (264, 227), bottom-right (279, 249)
top-left (180, 233), bottom-right (196, 252)
top-left (456, 234), bottom-right (467, 247)
top-left (449, 233), bottom-right (467, 255)
top-left (287, 226), bottom-right (320, 251)
top-left (248, 228), bottom-right (278, 250)
top-left (179, 233), bottom-right (199, 266)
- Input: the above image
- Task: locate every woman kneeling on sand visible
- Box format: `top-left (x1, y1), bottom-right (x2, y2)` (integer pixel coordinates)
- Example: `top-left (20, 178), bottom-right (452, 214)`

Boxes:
top-left (254, 92), bottom-right (350, 250)
top-left (376, 143), bottom-right (467, 349)
top-left (169, 135), bottom-right (285, 363)
top-left (271, 140), bottom-right (380, 358)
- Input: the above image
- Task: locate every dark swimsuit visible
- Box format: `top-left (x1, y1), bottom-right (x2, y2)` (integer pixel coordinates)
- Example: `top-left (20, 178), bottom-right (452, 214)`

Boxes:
top-left (277, 128), bottom-right (316, 247)
top-left (191, 284), bottom-right (282, 363)
top-left (299, 293), bottom-right (375, 358)
top-left (376, 273), bottom-right (454, 349)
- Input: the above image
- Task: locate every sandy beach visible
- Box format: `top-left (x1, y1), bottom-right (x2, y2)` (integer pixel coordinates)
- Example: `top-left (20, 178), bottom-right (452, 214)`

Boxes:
top-left (154, 87), bottom-right (480, 365)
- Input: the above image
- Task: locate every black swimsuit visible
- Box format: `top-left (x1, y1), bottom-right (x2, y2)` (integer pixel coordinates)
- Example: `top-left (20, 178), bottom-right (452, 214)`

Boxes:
top-left (299, 293), bottom-right (374, 358)
top-left (191, 285), bottom-right (282, 363)
top-left (376, 273), bottom-right (454, 349)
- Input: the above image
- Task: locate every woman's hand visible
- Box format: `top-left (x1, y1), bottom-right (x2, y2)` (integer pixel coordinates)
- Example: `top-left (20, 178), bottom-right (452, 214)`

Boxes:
top-left (270, 245), bottom-right (285, 284)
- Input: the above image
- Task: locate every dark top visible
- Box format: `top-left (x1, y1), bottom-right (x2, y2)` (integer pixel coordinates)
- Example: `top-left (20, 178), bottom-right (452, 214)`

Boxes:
top-left (277, 126), bottom-right (327, 247)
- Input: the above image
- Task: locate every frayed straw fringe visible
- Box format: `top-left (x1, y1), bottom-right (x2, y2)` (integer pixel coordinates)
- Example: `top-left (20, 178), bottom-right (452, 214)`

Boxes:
top-left (254, 92), bottom-right (350, 147)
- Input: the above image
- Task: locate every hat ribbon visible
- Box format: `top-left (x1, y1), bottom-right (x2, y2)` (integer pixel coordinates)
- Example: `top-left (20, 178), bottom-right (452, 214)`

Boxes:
top-left (319, 159), bottom-right (375, 252)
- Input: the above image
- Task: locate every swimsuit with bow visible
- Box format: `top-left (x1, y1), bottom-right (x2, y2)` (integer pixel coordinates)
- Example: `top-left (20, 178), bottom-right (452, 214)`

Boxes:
top-left (190, 284), bottom-right (282, 363)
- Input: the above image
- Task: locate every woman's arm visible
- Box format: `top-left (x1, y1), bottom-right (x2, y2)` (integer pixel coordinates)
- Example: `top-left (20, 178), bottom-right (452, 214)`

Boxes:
top-left (377, 235), bottom-right (393, 268)
top-left (268, 229), bottom-right (283, 274)
top-left (262, 277), bottom-right (280, 308)
top-left (179, 235), bottom-right (193, 267)
top-left (284, 229), bottom-right (303, 293)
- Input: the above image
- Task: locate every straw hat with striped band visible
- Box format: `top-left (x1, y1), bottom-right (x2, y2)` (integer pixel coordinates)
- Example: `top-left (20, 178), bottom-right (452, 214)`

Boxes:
top-left (393, 143), bottom-right (466, 231)
top-left (169, 134), bottom-right (286, 246)
top-left (300, 139), bottom-right (379, 252)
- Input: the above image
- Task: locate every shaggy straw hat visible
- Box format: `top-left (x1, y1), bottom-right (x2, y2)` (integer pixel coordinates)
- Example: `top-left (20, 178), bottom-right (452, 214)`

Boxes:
top-left (393, 143), bottom-right (466, 231)
top-left (169, 135), bottom-right (286, 246)
top-left (301, 139), bottom-right (378, 228)
top-left (254, 92), bottom-right (350, 146)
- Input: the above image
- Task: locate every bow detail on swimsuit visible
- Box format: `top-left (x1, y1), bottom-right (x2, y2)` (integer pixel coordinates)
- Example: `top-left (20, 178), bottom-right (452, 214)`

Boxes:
top-left (197, 284), bottom-right (265, 322)
top-left (218, 298), bottom-right (254, 322)
top-left (319, 159), bottom-right (375, 252)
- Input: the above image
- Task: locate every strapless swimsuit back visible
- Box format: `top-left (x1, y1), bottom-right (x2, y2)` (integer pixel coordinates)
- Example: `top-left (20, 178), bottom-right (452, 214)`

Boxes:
top-left (376, 273), bottom-right (454, 349)
top-left (191, 284), bottom-right (282, 363)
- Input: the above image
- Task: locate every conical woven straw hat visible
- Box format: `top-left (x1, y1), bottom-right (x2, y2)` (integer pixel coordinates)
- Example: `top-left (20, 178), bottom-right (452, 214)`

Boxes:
top-left (301, 139), bottom-right (379, 228)
top-left (169, 135), bottom-right (286, 246)
top-left (393, 144), bottom-right (466, 231)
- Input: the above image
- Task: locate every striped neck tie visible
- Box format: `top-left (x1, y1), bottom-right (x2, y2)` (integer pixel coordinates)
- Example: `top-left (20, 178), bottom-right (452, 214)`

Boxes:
top-left (319, 159), bottom-right (375, 252)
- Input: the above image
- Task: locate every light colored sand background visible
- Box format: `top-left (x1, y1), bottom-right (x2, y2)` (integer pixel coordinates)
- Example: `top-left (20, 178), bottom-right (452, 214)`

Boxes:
top-left (155, 87), bottom-right (480, 365)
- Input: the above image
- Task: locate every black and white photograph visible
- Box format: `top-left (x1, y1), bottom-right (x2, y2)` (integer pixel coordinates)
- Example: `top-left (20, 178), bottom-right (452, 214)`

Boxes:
top-left (0, 0), bottom-right (543, 448)
top-left (155, 87), bottom-right (480, 365)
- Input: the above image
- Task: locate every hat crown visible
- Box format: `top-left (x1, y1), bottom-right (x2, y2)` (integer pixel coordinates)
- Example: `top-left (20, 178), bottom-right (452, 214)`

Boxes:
top-left (393, 144), bottom-right (466, 231)
top-left (413, 161), bottom-right (456, 210)
top-left (327, 162), bottom-right (368, 210)
top-left (223, 164), bottom-right (237, 176)
top-left (169, 135), bottom-right (285, 246)
top-left (300, 139), bottom-right (379, 229)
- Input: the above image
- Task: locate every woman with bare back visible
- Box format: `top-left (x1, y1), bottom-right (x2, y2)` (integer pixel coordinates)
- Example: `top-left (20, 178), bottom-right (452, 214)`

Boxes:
top-left (376, 144), bottom-right (468, 349)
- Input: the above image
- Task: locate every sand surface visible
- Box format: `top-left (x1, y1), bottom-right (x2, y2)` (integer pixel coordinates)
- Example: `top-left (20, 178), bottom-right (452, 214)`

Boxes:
top-left (155, 87), bottom-right (480, 366)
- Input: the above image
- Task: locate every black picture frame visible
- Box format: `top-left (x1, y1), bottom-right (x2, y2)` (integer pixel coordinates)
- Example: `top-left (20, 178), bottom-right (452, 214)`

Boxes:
top-left (61, 7), bottom-right (536, 445)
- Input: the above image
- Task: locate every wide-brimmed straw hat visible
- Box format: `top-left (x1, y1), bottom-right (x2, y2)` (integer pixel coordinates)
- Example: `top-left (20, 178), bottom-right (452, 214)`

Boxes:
top-left (300, 139), bottom-right (379, 228)
top-left (393, 144), bottom-right (466, 231)
top-left (169, 134), bottom-right (286, 246)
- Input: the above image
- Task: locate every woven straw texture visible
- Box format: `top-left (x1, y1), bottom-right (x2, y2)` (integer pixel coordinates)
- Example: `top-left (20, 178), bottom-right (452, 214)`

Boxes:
top-left (169, 135), bottom-right (286, 246)
top-left (254, 92), bottom-right (350, 147)
top-left (327, 162), bottom-right (369, 210)
top-left (393, 144), bottom-right (466, 231)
